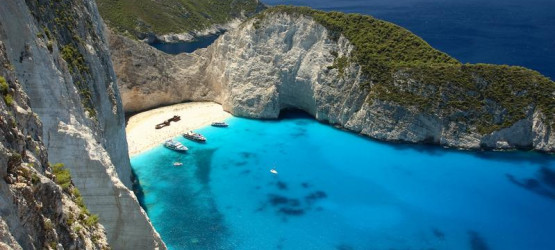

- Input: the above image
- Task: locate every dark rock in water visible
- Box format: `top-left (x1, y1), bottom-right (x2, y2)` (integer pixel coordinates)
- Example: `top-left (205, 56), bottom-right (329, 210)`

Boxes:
top-left (240, 170), bottom-right (251, 175)
top-left (277, 181), bottom-right (288, 190)
top-left (305, 191), bottom-right (327, 203)
top-left (539, 167), bottom-right (555, 189)
top-left (468, 230), bottom-right (489, 250)
top-left (288, 199), bottom-right (301, 207)
top-left (240, 152), bottom-right (255, 159)
top-left (432, 228), bottom-right (445, 240)
top-left (235, 161), bottom-right (248, 167)
top-left (279, 207), bottom-right (305, 216)
top-left (525, 178), bottom-right (540, 188)
top-left (301, 182), bottom-right (311, 188)
top-left (268, 194), bottom-right (291, 206)
top-left (336, 244), bottom-right (354, 250)
top-left (268, 194), bottom-right (300, 207)
top-left (506, 174), bottom-right (555, 200)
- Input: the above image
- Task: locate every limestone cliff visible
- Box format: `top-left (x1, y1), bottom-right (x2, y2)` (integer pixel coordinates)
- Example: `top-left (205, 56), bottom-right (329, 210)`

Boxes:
top-left (0, 0), bottom-right (164, 249)
top-left (0, 41), bottom-right (108, 249)
top-left (111, 8), bottom-right (554, 153)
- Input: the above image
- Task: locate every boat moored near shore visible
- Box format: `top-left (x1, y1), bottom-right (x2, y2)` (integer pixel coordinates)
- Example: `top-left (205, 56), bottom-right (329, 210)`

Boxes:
top-left (183, 131), bottom-right (207, 142)
top-left (164, 139), bottom-right (188, 152)
top-left (211, 122), bottom-right (229, 127)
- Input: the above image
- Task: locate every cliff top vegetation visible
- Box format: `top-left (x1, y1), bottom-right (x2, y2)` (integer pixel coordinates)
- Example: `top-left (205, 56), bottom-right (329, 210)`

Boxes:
top-left (97, 0), bottom-right (263, 39)
top-left (257, 6), bottom-right (555, 133)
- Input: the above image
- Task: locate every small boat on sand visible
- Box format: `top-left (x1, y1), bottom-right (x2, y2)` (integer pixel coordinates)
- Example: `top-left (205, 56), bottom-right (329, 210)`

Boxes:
top-left (183, 131), bottom-right (206, 142)
top-left (164, 139), bottom-right (188, 152)
top-left (211, 122), bottom-right (228, 127)
top-left (155, 115), bottom-right (181, 129)
top-left (155, 121), bottom-right (170, 129)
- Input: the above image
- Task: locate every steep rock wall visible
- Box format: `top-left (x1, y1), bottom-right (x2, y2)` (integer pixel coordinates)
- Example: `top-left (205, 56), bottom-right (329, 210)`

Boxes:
top-left (0, 41), bottom-right (109, 249)
top-left (111, 13), bottom-right (554, 152)
top-left (0, 0), bottom-right (164, 249)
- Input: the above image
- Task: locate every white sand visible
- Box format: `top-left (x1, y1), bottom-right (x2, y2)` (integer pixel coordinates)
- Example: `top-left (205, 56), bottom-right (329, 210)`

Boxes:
top-left (125, 102), bottom-right (232, 156)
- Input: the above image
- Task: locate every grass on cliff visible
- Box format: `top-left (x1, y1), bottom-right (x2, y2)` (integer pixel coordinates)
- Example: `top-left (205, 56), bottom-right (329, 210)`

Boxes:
top-left (28, 0), bottom-right (98, 119)
top-left (97, 0), bottom-right (262, 38)
top-left (1, 75), bottom-right (12, 106)
top-left (257, 6), bottom-right (555, 134)
top-left (52, 163), bottom-right (99, 228)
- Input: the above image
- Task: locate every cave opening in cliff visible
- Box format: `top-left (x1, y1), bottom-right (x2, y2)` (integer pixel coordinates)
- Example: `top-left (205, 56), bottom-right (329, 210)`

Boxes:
top-left (278, 108), bottom-right (313, 121)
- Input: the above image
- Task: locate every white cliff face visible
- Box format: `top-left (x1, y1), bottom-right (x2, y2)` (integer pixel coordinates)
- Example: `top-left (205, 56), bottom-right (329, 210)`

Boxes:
top-left (0, 41), bottom-right (109, 249)
top-left (108, 30), bottom-right (220, 113)
top-left (0, 0), bottom-right (165, 249)
top-left (111, 12), bottom-right (554, 152)
top-left (206, 13), bottom-right (554, 152)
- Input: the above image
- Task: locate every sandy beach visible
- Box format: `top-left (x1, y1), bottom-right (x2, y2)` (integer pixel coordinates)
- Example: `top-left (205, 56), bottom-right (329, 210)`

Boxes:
top-left (125, 102), bottom-right (232, 156)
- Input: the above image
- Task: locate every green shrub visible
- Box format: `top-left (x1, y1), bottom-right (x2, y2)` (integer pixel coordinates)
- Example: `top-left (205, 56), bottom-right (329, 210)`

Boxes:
top-left (67, 213), bottom-right (75, 225)
top-left (44, 219), bottom-right (54, 231)
top-left (31, 173), bottom-right (41, 185)
top-left (84, 214), bottom-right (99, 227)
top-left (52, 163), bottom-right (71, 191)
top-left (61, 45), bottom-right (88, 73)
top-left (97, 0), bottom-right (262, 37)
top-left (8, 153), bottom-right (21, 169)
top-left (0, 76), bottom-right (8, 94)
top-left (3, 94), bottom-right (13, 106)
top-left (259, 6), bottom-right (555, 132)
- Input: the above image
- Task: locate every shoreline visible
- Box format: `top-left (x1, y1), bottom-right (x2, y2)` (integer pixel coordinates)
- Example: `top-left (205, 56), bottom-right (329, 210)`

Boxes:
top-left (125, 102), bottom-right (232, 156)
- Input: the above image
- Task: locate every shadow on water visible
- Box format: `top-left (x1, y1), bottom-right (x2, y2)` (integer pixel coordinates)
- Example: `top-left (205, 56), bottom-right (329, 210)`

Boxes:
top-left (131, 167), bottom-right (148, 213)
top-left (468, 230), bottom-right (490, 250)
top-left (336, 244), bottom-right (354, 250)
top-left (506, 167), bottom-right (555, 200)
top-left (158, 147), bottom-right (229, 249)
top-left (278, 109), bottom-right (554, 167)
top-left (194, 148), bottom-right (218, 185)
top-left (432, 228), bottom-right (445, 240)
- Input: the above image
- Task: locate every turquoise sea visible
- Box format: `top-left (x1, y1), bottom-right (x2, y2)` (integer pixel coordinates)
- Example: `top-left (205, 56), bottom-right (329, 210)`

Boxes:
top-left (131, 112), bottom-right (555, 250)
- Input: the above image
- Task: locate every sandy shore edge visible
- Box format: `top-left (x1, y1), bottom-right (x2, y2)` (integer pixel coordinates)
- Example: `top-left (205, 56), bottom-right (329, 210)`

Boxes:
top-left (125, 102), bottom-right (232, 156)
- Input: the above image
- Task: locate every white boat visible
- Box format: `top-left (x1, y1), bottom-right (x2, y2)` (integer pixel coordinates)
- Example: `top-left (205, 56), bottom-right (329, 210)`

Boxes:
top-left (211, 122), bottom-right (229, 127)
top-left (183, 131), bottom-right (206, 142)
top-left (164, 140), bottom-right (188, 152)
top-left (270, 169), bottom-right (278, 174)
top-left (173, 162), bottom-right (183, 166)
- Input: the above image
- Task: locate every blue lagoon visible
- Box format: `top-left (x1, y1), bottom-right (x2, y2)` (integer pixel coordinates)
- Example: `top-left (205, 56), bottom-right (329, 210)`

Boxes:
top-left (131, 112), bottom-right (555, 250)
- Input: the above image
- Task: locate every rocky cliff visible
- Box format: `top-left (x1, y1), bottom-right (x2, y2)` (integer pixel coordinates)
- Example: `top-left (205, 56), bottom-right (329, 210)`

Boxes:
top-left (0, 41), bottom-right (109, 249)
top-left (111, 8), bottom-right (554, 153)
top-left (0, 0), bottom-right (164, 249)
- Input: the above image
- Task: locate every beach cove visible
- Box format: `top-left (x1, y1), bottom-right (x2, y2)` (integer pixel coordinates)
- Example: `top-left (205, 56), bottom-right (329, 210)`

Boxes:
top-left (128, 109), bottom-right (555, 250)
top-left (125, 102), bottom-right (231, 156)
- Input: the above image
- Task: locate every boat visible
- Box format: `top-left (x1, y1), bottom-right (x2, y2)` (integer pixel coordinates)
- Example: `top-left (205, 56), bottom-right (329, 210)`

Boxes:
top-left (173, 162), bottom-right (183, 166)
top-left (155, 120), bottom-right (170, 129)
top-left (155, 115), bottom-right (180, 129)
top-left (169, 115), bottom-right (181, 122)
top-left (211, 122), bottom-right (229, 127)
top-left (163, 139), bottom-right (188, 152)
top-left (270, 169), bottom-right (278, 175)
top-left (183, 131), bottom-right (206, 142)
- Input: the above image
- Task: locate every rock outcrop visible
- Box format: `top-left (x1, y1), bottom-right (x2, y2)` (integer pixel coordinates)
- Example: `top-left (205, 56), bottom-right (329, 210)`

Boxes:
top-left (0, 41), bottom-right (109, 249)
top-left (111, 10), bottom-right (554, 152)
top-left (0, 0), bottom-right (164, 248)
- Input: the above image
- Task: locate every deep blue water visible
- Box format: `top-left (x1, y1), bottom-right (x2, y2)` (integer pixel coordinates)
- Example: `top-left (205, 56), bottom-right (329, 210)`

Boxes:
top-left (131, 112), bottom-right (555, 250)
top-left (263, 0), bottom-right (555, 79)
top-left (150, 33), bottom-right (221, 54)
